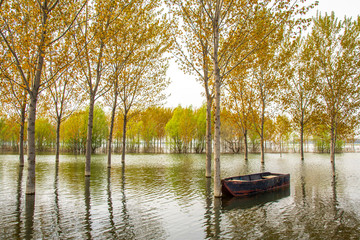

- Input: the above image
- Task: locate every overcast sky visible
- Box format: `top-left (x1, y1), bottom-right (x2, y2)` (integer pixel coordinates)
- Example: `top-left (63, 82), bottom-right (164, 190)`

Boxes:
top-left (164, 0), bottom-right (360, 108)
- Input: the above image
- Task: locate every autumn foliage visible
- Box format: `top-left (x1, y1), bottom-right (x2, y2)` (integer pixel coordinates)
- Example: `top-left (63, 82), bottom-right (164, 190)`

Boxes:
top-left (1, 0), bottom-right (360, 197)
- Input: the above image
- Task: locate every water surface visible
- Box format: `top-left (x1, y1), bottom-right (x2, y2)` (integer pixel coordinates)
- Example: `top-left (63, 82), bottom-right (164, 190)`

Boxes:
top-left (0, 153), bottom-right (359, 239)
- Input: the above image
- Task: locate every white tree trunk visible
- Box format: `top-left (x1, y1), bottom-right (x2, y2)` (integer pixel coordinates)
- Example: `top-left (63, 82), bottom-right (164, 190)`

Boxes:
top-left (206, 98), bottom-right (212, 178)
top-left (213, 3), bottom-right (222, 197)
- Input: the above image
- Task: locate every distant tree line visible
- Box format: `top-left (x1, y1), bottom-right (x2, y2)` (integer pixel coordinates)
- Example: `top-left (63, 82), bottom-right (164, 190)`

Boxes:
top-left (0, 103), bottom-right (356, 155)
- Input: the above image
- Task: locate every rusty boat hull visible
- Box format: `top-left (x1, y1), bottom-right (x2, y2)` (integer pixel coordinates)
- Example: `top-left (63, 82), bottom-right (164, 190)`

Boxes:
top-left (221, 172), bottom-right (290, 197)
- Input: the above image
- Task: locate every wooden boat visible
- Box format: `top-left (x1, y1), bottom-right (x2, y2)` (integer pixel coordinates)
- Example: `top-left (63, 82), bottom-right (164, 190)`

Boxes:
top-left (221, 172), bottom-right (290, 197)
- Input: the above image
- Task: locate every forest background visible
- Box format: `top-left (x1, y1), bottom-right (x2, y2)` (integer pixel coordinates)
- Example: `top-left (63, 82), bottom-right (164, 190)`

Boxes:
top-left (0, 103), bottom-right (357, 155)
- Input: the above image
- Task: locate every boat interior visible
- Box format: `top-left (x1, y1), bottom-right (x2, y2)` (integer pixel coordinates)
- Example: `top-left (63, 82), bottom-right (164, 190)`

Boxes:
top-left (227, 172), bottom-right (279, 181)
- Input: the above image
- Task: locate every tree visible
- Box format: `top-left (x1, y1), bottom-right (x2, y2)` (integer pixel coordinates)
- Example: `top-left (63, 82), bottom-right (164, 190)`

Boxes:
top-left (61, 110), bottom-right (87, 153)
top-left (138, 107), bottom-right (172, 153)
top-left (221, 108), bottom-right (243, 153)
top-left (105, 0), bottom-right (169, 167)
top-left (179, 107), bottom-right (197, 153)
top-left (39, 34), bottom-right (85, 162)
top-left (0, 115), bottom-right (19, 150)
top-left (105, 24), bottom-right (133, 166)
top-left (165, 106), bottom-right (197, 153)
top-left (274, 115), bottom-right (292, 157)
top-left (225, 65), bottom-right (254, 160)
top-left (35, 117), bottom-right (55, 151)
top-left (280, 35), bottom-right (320, 160)
top-left (0, 115), bottom-right (21, 150)
top-left (308, 12), bottom-right (360, 163)
top-left (194, 105), bottom-right (207, 153)
top-left (248, 7), bottom-right (291, 164)
top-left (0, 6), bottom-right (28, 164)
top-left (165, 107), bottom-right (183, 153)
top-left (88, 105), bottom-right (109, 153)
top-left (0, 54), bottom-right (28, 164)
top-left (116, 6), bottom-right (171, 163)
top-left (139, 111), bottom-right (157, 152)
top-left (167, 0), bottom-right (214, 176)
top-left (153, 107), bottom-right (173, 153)
top-left (0, 0), bottom-right (86, 194)
top-left (125, 116), bottom-right (142, 153)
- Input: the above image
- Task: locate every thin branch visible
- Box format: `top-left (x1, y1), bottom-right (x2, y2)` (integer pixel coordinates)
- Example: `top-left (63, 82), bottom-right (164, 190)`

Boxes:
top-left (49, 0), bottom-right (87, 45)
top-left (0, 29), bottom-right (29, 91)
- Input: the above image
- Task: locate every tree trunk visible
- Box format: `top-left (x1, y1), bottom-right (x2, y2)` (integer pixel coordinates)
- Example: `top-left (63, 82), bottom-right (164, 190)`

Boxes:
top-left (213, 5), bottom-right (221, 198)
top-left (107, 92), bottom-right (118, 168)
top-left (121, 111), bottom-right (128, 163)
top-left (300, 121), bottom-right (304, 161)
top-left (26, 94), bottom-right (37, 195)
top-left (244, 129), bottom-right (248, 161)
top-left (260, 128), bottom-right (265, 163)
top-left (25, 0), bottom-right (47, 195)
top-left (55, 117), bottom-right (61, 163)
top-left (19, 104), bottom-right (26, 167)
top-left (205, 96), bottom-right (212, 178)
top-left (330, 124), bottom-right (336, 164)
top-left (260, 106), bottom-right (265, 164)
top-left (85, 97), bottom-right (95, 177)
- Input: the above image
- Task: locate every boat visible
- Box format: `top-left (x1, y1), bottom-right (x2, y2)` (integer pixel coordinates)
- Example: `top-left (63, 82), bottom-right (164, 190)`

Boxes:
top-left (221, 172), bottom-right (290, 197)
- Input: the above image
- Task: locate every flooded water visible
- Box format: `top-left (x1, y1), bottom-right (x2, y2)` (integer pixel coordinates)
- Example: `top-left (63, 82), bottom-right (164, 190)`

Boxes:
top-left (0, 153), bottom-right (359, 239)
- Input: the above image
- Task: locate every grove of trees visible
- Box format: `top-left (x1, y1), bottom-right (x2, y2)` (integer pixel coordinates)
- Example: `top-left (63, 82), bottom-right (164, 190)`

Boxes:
top-left (1, 0), bottom-right (360, 197)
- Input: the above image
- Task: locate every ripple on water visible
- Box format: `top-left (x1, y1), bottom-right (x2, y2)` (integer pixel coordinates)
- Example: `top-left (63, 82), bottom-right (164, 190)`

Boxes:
top-left (1, 153), bottom-right (360, 239)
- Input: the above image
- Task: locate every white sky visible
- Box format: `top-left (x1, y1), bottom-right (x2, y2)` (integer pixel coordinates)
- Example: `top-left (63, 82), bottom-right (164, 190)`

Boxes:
top-left (164, 0), bottom-right (360, 109)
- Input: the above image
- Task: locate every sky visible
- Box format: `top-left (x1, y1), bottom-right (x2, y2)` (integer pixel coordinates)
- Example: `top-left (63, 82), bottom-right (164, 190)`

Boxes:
top-left (163, 0), bottom-right (360, 109)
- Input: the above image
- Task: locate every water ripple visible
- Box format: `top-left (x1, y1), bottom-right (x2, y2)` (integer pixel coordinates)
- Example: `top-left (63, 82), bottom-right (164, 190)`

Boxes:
top-left (1, 154), bottom-right (360, 239)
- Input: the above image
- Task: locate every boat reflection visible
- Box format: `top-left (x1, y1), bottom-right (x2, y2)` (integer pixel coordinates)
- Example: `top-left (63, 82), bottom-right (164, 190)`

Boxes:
top-left (222, 186), bottom-right (290, 211)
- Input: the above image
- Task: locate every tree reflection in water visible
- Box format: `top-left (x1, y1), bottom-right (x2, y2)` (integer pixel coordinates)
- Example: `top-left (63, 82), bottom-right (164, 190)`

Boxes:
top-left (84, 176), bottom-right (92, 239)
top-left (106, 168), bottom-right (116, 238)
top-left (53, 162), bottom-right (62, 238)
top-left (15, 166), bottom-right (24, 239)
top-left (1, 154), bottom-right (360, 239)
top-left (24, 194), bottom-right (35, 240)
top-left (118, 164), bottom-right (135, 239)
top-left (204, 177), bottom-right (213, 239)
